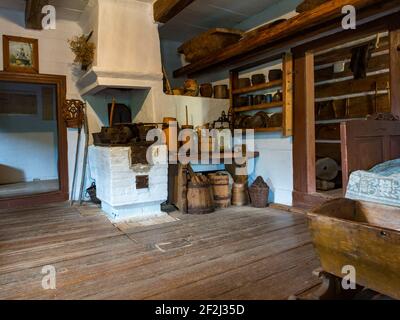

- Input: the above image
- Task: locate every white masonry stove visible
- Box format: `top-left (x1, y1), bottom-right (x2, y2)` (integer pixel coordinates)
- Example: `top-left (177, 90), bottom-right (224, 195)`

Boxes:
top-left (89, 145), bottom-right (168, 223)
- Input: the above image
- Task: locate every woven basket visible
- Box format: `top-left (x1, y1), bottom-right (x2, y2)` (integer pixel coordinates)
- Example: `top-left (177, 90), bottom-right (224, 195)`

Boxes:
top-left (249, 185), bottom-right (269, 208)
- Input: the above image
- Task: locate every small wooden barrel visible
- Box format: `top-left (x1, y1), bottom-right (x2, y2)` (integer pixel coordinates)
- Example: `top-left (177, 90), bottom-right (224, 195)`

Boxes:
top-left (187, 181), bottom-right (215, 214)
top-left (232, 182), bottom-right (249, 206)
top-left (208, 173), bottom-right (231, 208)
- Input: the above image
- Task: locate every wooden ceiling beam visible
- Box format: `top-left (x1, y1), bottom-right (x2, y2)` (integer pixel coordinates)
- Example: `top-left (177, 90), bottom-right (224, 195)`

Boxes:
top-left (154, 0), bottom-right (195, 23)
top-left (25, 0), bottom-right (49, 30)
top-left (173, 0), bottom-right (400, 77)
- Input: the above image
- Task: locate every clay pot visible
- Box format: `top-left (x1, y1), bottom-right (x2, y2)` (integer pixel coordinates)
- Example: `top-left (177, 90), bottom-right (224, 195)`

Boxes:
top-left (214, 85), bottom-right (229, 99)
top-left (238, 78), bottom-right (251, 89)
top-left (184, 79), bottom-right (199, 96)
top-left (268, 69), bottom-right (283, 81)
top-left (251, 74), bottom-right (266, 85)
top-left (200, 83), bottom-right (213, 97)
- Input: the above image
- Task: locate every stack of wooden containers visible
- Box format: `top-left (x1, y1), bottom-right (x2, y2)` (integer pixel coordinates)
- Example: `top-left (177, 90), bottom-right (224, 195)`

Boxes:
top-left (173, 164), bottom-right (269, 214)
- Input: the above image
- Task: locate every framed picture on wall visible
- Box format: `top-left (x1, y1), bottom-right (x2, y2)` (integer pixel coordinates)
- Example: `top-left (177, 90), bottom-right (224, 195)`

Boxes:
top-left (2, 35), bottom-right (39, 74)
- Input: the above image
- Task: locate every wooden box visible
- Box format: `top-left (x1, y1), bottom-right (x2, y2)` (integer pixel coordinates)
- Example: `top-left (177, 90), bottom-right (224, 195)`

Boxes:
top-left (308, 198), bottom-right (400, 299)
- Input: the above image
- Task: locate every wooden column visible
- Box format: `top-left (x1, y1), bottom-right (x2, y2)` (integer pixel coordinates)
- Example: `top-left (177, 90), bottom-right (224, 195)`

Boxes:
top-left (293, 51), bottom-right (317, 205)
top-left (389, 28), bottom-right (400, 117)
top-left (283, 52), bottom-right (293, 137)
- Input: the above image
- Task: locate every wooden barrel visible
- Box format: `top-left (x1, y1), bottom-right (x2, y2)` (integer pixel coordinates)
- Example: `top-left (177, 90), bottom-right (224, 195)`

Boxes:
top-left (187, 181), bottom-right (215, 214)
top-left (232, 182), bottom-right (249, 206)
top-left (208, 173), bottom-right (231, 208)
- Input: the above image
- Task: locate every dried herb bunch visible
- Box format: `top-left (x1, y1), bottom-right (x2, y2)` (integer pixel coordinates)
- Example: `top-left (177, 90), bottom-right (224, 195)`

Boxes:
top-left (68, 34), bottom-right (95, 70)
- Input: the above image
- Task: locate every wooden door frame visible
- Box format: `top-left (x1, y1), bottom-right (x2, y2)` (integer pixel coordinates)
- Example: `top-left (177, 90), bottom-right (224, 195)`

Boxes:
top-left (292, 13), bottom-right (400, 209)
top-left (0, 72), bottom-right (69, 209)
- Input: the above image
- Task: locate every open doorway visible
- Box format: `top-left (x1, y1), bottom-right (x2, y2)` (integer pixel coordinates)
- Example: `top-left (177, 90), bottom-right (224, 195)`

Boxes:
top-left (0, 73), bottom-right (68, 208)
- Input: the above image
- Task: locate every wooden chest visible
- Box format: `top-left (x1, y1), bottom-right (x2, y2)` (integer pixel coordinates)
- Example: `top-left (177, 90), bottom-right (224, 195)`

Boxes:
top-left (308, 198), bottom-right (400, 299)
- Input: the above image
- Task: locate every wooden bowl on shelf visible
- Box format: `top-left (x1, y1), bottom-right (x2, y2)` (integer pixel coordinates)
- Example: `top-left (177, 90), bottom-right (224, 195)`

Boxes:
top-left (268, 69), bottom-right (283, 81)
top-left (251, 74), bottom-right (266, 85)
top-left (241, 116), bottom-right (253, 129)
top-left (248, 113), bottom-right (266, 129)
top-left (269, 113), bottom-right (283, 128)
top-left (238, 78), bottom-right (251, 88)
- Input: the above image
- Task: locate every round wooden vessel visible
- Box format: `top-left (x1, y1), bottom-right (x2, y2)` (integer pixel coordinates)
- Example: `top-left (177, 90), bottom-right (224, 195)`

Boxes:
top-left (232, 182), bottom-right (249, 206)
top-left (208, 173), bottom-right (231, 208)
top-left (187, 181), bottom-right (215, 214)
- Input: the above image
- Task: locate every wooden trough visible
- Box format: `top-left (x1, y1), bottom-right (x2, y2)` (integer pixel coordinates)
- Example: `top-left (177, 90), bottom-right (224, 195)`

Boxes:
top-left (178, 28), bottom-right (244, 63)
top-left (308, 198), bottom-right (400, 299)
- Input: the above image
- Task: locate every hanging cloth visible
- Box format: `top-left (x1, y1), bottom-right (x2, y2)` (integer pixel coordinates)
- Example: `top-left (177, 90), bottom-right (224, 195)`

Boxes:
top-left (350, 43), bottom-right (372, 80)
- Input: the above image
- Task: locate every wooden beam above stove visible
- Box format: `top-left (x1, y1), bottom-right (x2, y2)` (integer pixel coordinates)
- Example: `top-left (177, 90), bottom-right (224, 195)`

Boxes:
top-left (25, 0), bottom-right (49, 30)
top-left (173, 0), bottom-right (400, 77)
top-left (154, 0), bottom-right (195, 23)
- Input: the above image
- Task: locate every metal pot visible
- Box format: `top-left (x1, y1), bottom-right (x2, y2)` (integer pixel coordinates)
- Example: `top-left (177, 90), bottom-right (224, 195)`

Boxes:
top-left (214, 85), bottom-right (229, 99)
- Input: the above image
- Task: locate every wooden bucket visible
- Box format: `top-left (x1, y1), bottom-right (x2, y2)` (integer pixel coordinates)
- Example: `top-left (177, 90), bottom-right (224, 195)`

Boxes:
top-left (232, 182), bottom-right (249, 206)
top-left (208, 173), bottom-right (231, 208)
top-left (187, 181), bottom-right (215, 214)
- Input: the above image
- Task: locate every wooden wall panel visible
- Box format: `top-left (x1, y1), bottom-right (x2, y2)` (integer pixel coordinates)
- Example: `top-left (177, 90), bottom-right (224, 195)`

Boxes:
top-left (316, 124), bottom-right (340, 140)
top-left (315, 72), bottom-right (389, 99)
top-left (316, 143), bottom-right (341, 163)
top-left (389, 28), bottom-right (400, 117)
top-left (315, 53), bottom-right (389, 82)
top-left (314, 36), bottom-right (389, 66)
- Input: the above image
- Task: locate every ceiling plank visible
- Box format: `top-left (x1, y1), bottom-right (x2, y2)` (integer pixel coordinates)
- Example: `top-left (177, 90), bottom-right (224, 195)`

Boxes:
top-left (173, 0), bottom-right (399, 77)
top-left (25, 0), bottom-right (49, 30)
top-left (154, 0), bottom-right (196, 23)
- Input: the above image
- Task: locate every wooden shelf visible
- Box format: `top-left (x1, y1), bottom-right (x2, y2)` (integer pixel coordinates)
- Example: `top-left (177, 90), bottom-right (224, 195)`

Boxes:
top-left (232, 80), bottom-right (282, 95)
top-left (172, 0), bottom-right (392, 77)
top-left (230, 52), bottom-right (293, 137)
top-left (233, 101), bottom-right (283, 113)
top-left (170, 151), bottom-right (260, 163)
top-left (254, 127), bottom-right (282, 133)
top-left (235, 127), bottom-right (282, 133)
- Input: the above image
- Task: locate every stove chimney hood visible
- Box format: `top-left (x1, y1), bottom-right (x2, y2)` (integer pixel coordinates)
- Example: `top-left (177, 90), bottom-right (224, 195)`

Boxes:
top-left (77, 0), bottom-right (164, 97)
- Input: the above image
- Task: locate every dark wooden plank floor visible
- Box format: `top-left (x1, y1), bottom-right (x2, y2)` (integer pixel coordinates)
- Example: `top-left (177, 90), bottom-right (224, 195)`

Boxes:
top-left (0, 204), bottom-right (321, 300)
